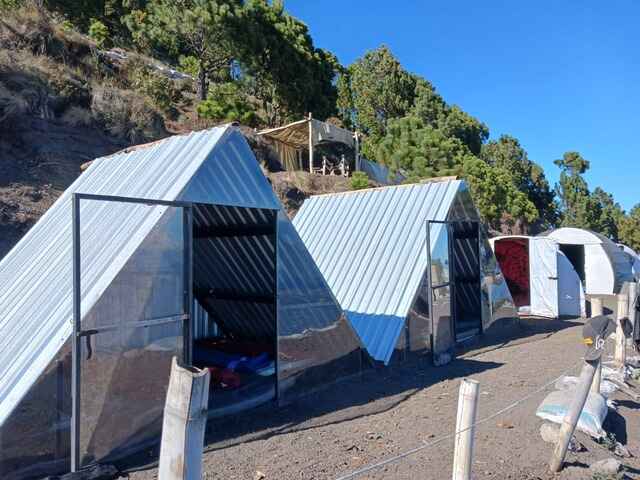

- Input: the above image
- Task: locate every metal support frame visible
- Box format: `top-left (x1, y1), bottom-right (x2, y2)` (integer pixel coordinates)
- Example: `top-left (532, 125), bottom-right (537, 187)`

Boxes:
top-left (426, 219), bottom-right (482, 359)
top-left (272, 210), bottom-right (281, 405)
top-left (71, 194), bottom-right (81, 472)
top-left (183, 205), bottom-right (194, 366)
top-left (70, 193), bottom-right (194, 473)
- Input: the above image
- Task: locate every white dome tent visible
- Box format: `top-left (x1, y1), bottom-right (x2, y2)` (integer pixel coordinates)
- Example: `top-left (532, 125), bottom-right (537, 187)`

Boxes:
top-left (490, 235), bottom-right (585, 318)
top-left (540, 228), bottom-right (634, 295)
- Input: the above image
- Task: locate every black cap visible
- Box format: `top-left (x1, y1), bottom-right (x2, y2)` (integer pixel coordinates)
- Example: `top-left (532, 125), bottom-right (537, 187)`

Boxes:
top-left (582, 315), bottom-right (632, 361)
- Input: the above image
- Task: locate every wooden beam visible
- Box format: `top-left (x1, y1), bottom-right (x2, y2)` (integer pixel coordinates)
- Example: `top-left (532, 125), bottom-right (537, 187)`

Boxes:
top-left (194, 224), bottom-right (274, 239)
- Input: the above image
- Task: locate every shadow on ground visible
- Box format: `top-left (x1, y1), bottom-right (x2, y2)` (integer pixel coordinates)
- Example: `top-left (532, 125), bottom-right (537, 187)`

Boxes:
top-left (118, 316), bottom-right (581, 475)
top-left (458, 316), bottom-right (583, 359)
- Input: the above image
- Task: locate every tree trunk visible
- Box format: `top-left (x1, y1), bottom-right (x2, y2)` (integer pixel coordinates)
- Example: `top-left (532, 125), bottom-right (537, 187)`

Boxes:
top-left (197, 67), bottom-right (207, 101)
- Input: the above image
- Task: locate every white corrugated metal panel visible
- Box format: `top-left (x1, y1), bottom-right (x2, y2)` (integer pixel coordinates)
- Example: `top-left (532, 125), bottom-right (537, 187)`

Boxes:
top-left (293, 181), bottom-right (462, 362)
top-left (0, 126), bottom-right (281, 426)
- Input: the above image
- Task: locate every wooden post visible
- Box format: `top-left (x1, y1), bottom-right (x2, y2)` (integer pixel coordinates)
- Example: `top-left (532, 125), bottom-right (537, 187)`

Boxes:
top-left (549, 360), bottom-right (598, 472)
top-left (628, 282), bottom-right (637, 341)
top-left (615, 291), bottom-right (629, 369)
top-left (452, 379), bottom-right (479, 480)
top-left (159, 357), bottom-right (210, 480)
top-left (591, 297), bottom-right (603, 317)
top-left (354, 131), bottom-right (360, 172)
top-left (590, 361), bottom-right (602, 394)
top-left (308, 112), bottom-right (314, 174)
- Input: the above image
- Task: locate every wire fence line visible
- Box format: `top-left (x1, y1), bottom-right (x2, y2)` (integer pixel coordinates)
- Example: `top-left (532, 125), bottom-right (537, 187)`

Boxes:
top-left (333, 358), bottom-right (585, 480)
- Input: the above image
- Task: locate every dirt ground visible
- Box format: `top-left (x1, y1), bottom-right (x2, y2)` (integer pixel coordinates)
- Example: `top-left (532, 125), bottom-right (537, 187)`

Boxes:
top-left (125, 318), bottom-right (640, 480)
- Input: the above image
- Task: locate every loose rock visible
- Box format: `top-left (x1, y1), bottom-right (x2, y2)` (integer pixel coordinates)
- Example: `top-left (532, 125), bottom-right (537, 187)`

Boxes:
top-left (590, 458), bottom-right (622, 475)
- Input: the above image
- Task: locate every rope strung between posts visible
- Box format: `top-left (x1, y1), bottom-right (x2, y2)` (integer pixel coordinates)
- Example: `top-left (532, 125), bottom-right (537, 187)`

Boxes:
top-left (334, 359), bottom-right (584, 480)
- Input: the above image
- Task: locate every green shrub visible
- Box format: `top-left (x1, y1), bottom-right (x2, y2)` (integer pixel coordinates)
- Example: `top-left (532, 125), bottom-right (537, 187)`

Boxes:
top-left (197, 82), bottom-right (258, 126)
top-left (59, 19), bottom-right (74, 33)
top-left (0, 0), bottom-right (19, 10)
top-left (88, 19), bottom-right (108, 48)
top-left (128, 64), bottom-right (183, 113)
top-left (350, 171), bottom-right (369, 190)
top-left (178, 55), bottom-right (199, 78)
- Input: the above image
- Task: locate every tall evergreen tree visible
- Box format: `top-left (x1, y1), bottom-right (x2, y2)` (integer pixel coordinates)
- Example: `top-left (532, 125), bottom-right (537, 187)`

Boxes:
top-left (481, 135), bottom-right (558, 228)
top-left (554, 151), bottom-right (601, 230)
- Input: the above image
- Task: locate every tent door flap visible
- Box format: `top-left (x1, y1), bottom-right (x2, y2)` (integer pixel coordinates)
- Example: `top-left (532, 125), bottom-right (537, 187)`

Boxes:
top-left (529, 237), bottom-right (559, 318)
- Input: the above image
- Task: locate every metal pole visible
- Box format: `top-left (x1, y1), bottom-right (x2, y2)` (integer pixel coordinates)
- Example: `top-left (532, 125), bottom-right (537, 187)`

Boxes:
top-left (272, 210), bottom-right (280, 405)
top-left (615, 291), bottom-right (629, 369)
top-left (71, 193), bottom-right (81, 472)
top-left (549, 360), bottom-right (598, 472)
top-left (591, 297), bottom-right (603, 317)
top-left (183, 206), bottom-right (193, 366)
top-left (308, 112), bottom-right (314, 174)
top-left (452, 378), bottom-right (479, 480)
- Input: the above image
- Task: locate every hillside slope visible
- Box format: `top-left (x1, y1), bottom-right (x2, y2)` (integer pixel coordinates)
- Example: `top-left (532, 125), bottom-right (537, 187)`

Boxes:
top-left (0, 6), bottom-right (353, 258)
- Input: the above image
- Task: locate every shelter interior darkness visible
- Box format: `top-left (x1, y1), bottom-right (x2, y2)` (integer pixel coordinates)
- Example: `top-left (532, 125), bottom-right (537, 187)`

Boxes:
top-left (191, 203), bottom-right (278, 416)
top-left (450, 221), bottom-right (482, 342)
top-left (494, 238), bottom-right (530, 308)
top-left (559, 244), bottom-right (585, 284)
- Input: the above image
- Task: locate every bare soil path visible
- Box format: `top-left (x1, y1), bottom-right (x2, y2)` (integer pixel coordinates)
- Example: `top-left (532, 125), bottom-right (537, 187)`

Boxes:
top-left (127, 318), bottom-right (640, 480)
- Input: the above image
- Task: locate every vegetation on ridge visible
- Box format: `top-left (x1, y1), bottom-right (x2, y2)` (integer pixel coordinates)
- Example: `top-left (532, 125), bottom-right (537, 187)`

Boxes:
top-left (0, 1), bottom-right (637, 249)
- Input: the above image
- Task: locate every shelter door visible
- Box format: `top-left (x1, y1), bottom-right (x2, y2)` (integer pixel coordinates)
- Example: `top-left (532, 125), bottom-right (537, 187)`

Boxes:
top-left (72, 196), bottom-right (192, 470)
top-left (529, 238), bottom-right (559, 318)
top-left (427, 221), bottom-right (454, 365)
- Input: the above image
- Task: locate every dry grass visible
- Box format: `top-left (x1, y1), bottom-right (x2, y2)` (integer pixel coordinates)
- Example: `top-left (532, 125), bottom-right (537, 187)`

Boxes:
top-left (91, 84), bottom-right (166, 142)
top-left (60, 105), bottom-right (92, 127)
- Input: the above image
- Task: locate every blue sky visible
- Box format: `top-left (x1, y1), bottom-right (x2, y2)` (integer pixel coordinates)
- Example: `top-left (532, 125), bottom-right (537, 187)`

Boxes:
top-left (286, 1), bottom-right (639, 211)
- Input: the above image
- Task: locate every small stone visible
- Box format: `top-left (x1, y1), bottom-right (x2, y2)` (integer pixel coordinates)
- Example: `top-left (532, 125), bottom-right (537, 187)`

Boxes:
top-left (614, 441), bottom-right (632, 458)
top-left (497, 421), bottom-right (514, 429)
top-left (590, 458), bottom-right (622, 475)
top-left (254, 471), bottom-right (266, 480)
top-left (540, 423), bottom-right (560, 443)
top-left (567, 437), bottom-right (585, 452)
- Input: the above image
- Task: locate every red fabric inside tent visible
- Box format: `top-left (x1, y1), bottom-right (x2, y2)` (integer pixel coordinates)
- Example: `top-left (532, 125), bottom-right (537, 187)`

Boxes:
top-left (495, 239), bottom-right (530, 307)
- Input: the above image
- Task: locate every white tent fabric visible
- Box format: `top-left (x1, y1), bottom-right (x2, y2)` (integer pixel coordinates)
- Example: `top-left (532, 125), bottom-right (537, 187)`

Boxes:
top-left (542, 228), bottom-right (634, 295)
top-left (491, 235), bottom-right (585, 318)
top-left (557, 251), bottom-right (586, 317)
top-left (529, 237), bottom-right (559, 318)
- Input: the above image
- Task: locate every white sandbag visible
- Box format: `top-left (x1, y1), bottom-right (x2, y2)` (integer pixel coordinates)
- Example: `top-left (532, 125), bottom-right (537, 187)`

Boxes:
top-left (555, 375), bottom-right (618, 397)
top-left (536, 390), bottom-right (608, 438)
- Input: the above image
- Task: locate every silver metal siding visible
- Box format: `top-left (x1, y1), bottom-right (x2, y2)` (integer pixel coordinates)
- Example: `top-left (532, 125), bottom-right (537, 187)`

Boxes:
top-left (0, 126), bottom-right (282, 427)
top-left (293, 181), bottom-right (462, 363)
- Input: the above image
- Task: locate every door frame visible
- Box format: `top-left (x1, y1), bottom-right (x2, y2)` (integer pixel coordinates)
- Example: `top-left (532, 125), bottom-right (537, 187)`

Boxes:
top-left (426, 220), bottom-right (456, 357)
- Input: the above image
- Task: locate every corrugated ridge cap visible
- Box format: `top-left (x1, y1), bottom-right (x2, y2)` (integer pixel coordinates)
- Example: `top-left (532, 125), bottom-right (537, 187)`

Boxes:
top-left (303, 178), bottom-right (462, 201)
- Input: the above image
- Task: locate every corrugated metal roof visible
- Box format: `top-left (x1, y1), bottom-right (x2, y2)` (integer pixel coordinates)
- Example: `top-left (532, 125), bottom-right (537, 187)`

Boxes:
top-left (293, 181), bottom-right (462, 363)
top-left (0, 126), bottom-right (282, 427)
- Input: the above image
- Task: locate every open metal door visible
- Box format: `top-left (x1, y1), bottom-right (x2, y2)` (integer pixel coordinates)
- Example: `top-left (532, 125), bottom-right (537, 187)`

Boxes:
top-left (529, 237), bottom-right (559, 318)
top-left (71, 194), bottom-right (193, 471)
top-left (427, 221), bottom-right (454, 365)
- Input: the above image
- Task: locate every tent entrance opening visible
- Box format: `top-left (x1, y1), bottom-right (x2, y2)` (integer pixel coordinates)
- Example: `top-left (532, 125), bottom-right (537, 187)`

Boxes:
top-left (494, 238), bottom-right (531, 308)
top-left (191, 204), bottom-right (278, 417)
top-left (558, 244), bottom-right (585, 284)
top-left (427, 220), bottom-right (482, 353)
top-left (450, 221), bottom-right (482, 342)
